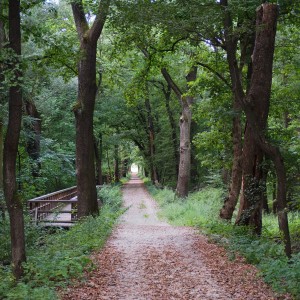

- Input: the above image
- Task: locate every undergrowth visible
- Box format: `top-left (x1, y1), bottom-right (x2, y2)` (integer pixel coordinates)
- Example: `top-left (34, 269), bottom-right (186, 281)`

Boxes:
top-left (145, 181), bottom-right (300, 298)
top-left (0, 185), bottom-right (123, 300)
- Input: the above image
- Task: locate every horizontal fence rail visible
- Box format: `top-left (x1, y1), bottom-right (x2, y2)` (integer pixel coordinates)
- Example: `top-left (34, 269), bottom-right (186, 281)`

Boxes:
top-left (28, 186), bottom-right (77, 226)
top-left (28, 186), bottom-right (103, 227)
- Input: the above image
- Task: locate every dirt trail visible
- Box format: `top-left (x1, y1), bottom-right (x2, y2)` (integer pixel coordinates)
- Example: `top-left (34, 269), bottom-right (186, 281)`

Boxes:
top-left (63, 175), bottom-right (286, 300)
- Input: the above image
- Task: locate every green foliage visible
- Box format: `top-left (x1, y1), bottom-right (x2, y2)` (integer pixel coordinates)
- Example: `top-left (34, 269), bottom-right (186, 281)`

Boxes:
top-left (147, 183), bottom-right (300, 297)
top-left (0, 185), bottom-right (123, 300)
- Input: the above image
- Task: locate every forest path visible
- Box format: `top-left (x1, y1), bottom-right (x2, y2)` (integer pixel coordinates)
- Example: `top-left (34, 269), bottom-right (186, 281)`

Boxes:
top-left (62, 174), bottom-right (284, 300)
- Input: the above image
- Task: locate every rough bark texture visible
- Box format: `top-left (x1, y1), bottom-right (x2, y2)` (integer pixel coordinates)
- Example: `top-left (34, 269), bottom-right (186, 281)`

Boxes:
top-left (4, 0), bottom-right (26, 279)
top-left (220, 1), bottom-right (291, 256)
top-left (0, 1), bottom-right (6, 217)
top-left (220, 100), bottom-right (243, 220)
top-left (176, 68), bottom-right (197, 198)
top-left (25, 99), bottom-right (41, 177)
top-left (235, 4), bottom-right (277, 235)
top-left (161, 67), bottom-right (197, 198)
top-left (72, 0), bottom-right (109, 217)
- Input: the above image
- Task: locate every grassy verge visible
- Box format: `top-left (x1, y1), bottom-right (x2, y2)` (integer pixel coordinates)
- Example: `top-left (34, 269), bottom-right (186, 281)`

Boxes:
top-left (0, 185), bottom-right (123, 300)
top-left (145, 180), bottom-right (300, 297)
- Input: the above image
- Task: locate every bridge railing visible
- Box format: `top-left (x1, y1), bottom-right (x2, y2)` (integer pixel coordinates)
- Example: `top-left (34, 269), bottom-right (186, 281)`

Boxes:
top-left (28, 186), bottom-right (78, 225)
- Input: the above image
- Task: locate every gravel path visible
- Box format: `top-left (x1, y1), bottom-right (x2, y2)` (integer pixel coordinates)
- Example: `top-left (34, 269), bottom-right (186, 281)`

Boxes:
top-left (62, 175), bottom-right (288, 300)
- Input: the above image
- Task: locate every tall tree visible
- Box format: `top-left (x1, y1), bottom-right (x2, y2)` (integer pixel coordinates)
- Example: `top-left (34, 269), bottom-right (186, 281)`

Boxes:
top-left (0, 0), bottom-right (6, 217)
top-left (161, 66), bottom-right (197, 198)
top-left (71, 0), bottom-right (110, 217)
top-left (4, 0), bottom-right (26, 279)
top-left (220, 1), bottom-right (291, 256)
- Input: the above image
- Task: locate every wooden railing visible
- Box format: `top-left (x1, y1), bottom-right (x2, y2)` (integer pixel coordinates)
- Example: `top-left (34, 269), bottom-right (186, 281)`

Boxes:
top-left (28, 185), bottom-right (103, 226)
top-left (28, 186), bottom-right (78, 226)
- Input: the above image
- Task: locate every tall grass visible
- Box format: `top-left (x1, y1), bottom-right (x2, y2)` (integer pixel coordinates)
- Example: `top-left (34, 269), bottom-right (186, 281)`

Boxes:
top-left (146, 182), bottom-right (300, 298)
top-left (0, 185), bottom-right (123, 300)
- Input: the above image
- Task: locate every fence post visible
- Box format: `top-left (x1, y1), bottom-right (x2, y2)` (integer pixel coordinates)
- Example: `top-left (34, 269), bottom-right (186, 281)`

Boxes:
top-left (34, 207), bottom-right (38, 225)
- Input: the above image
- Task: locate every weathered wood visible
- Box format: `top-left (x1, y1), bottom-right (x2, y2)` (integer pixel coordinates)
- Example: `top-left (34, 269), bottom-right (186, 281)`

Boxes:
top-left (28, 185), bottom-right (103, 226)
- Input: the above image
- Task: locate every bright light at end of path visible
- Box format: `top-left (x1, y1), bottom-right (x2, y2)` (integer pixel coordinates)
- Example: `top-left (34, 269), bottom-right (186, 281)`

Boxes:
top-left (131, 164), bottom-right (138, 174)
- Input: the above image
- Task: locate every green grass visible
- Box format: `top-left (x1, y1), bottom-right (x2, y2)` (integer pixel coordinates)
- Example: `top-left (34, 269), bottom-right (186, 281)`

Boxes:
top-left (0, 185), bottom-right (124, 300)
top-left (146, 183), bottom-right (300, 298)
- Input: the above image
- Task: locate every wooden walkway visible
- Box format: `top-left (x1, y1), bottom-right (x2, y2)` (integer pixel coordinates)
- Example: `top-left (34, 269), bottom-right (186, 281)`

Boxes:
top-left (28, 186), bottom-right (101, 227)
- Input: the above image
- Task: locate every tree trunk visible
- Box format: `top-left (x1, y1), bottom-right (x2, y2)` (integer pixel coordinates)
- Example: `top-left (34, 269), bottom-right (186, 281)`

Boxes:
top-left (235, 3), bottom-right (278, 236)
top-left (25, 99), bottom-right (41, 177)
top-left (71, 0), bottom-right (109, 217)
top-left (161, 67), bottom-right (197, 198)
top-left (4, 0), bottom-right (26, 279)
top-left (114, 143), bottom-right (120, 183)
top-left (74, 42), bottom-right (98, 217)
top-left (220, 100), bottom-right (243, 220)
top-left (0, 0), bottom-right (6, 219)
top-left (94, 134), bottom-right (103, 185)
top-left (145, 89), bottom-right (158, 184)
top-left (236, 123), bottom-right (264, 234)
top-left (164, 84), bottom-right (179, 179)
top-left (176, 102), bottom-right (192, 197)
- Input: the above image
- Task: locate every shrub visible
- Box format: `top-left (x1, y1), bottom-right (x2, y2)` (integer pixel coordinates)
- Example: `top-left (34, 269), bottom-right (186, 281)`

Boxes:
top-left (0, 185), bottom-right (123, 300)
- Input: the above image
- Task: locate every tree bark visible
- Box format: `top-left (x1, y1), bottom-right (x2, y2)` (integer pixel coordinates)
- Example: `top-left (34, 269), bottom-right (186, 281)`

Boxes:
top-left (144, 89), bottom-right (158, 184)
top-left (220, 100), bottom-right (243, 220)
top-left (163, 84), bottom-right (179, 179)
top-left (235, 4), bottom-right (277, 235)
top-left (71, 0), bottom-right (109, 217)
top-left (0, 0), bottom-right (6, 219)
top-left (4, 0), bottom-right (26, 279)
top-left (161, 67), bottom-right (197, 198)
top-left (94, 134), bottom-right (103, 185)
top-left (114, 143), bottom-right (120, 183)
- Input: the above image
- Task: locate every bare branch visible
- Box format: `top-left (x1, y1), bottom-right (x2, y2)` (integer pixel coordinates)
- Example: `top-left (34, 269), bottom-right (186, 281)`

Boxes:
top-left (161, 68), bottom-right (182, 104)
top-left (196, 61), bottom-right (231, 88)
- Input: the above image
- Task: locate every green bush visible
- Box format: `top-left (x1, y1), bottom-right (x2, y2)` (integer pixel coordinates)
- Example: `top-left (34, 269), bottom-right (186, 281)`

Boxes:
top-left (0, 185), bottom-right (123, 300)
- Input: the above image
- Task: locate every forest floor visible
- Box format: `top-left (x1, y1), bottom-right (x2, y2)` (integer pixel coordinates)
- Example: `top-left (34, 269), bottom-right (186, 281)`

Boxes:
top-left (61, 175), bottom-right (290, 300)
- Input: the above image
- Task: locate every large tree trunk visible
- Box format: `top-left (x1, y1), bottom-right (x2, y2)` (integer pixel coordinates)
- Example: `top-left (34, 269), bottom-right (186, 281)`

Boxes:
top-left (240, 3), bottom-right (291, 256)
top-left (4, 0), bottom-right (26, 279)
top-left (235, 4), bottom-right (278, 236)
top-left (0, 0), bottom-right (6, 218)
top-left (71, 0), bottom-right (109, 217)
top-left (74, 41), bottom-right (98, 217)
top-left (161, 67), bottom-right (197, 198)
top-left (25, 99), bottom-right (41, 177)
top-left (236, 123), bottom-right (265, 234)
top-left (220, 101), bottom-right (243, 220)
top-left (176, 102), bottom-right (192, 197)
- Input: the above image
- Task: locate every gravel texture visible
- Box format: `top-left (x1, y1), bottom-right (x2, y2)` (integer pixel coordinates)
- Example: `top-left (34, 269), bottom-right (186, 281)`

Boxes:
top-left (62, 175), bottom-right (290, 300)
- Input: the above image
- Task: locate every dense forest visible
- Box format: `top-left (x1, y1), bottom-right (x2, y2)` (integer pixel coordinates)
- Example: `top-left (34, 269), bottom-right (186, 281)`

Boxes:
top-left (0, 0), bottom-right (299, 298)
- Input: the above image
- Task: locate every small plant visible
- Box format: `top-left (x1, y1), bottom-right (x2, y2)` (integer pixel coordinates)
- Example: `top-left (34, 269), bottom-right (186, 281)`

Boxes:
top-left (139, 201), bottom-right (146, 209)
